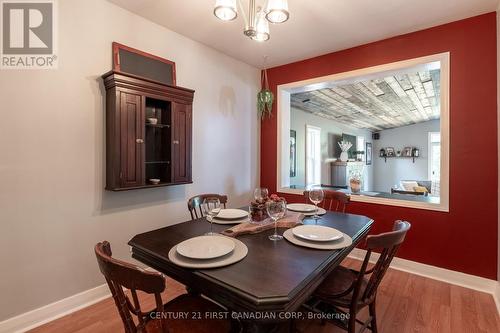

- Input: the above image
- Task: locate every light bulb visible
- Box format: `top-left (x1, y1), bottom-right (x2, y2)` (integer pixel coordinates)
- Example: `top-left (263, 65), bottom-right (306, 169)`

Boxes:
top-left (214, 0), bottom-right (237, 21)
top-left (251, 10), bottom-right (270, 42)
top-left (266, 0), bottom-right (289, 24)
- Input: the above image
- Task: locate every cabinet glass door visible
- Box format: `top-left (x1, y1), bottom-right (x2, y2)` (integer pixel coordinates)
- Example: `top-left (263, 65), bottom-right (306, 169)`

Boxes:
top-left (145, 98), bottom-right (172, 185)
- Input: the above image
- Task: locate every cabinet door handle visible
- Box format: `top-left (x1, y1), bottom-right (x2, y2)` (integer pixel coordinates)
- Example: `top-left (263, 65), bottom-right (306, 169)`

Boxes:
top-left (136, 138), bottom-right (144, 144)
top-left (173, 140), bottom-right (180, 144)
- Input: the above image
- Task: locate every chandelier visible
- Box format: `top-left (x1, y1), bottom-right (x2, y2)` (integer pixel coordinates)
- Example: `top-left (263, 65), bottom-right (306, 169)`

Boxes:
top-left (213, 0), bottom-right (289, 42)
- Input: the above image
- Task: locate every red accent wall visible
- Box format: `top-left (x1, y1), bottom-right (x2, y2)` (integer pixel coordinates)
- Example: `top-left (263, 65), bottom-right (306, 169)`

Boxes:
top-left (261, 13), bottom-right (498, 279)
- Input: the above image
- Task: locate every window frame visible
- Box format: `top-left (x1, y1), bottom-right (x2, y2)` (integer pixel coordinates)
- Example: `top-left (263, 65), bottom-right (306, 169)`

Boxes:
top-left (276, 52), bottom-right (450, 212)
top-left (428, 132), bottom-right (441, 181)
top-left (305, 124), bottom-right (322, 186)
top-left (357, 136), bottom-right (365, 162)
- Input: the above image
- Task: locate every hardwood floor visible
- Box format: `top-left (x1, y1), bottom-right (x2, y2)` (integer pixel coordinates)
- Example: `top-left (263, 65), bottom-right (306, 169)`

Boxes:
top-left (28, 259), bottom-right (499, 333)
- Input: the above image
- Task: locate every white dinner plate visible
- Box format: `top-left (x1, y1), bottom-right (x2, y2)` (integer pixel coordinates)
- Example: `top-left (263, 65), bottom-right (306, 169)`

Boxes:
top-left (212, 216), bottom-right (250, 225)
top-left (287, 203), bottom-right (317, 213)
top-left (169, 237), bottom-right (248, 269)
top-left (176, 236), bottom-right (235, 260)
top-left (216, 209), bottom-right (249, 220)
top-left (302, 207), bottom-right (327, 216)
top-left (283, 229), bottom-right (352, 250)
top-left (292, 225), bottom-right (343, 242)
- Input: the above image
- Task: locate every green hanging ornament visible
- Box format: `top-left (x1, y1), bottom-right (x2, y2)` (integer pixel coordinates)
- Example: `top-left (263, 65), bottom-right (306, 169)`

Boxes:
top-left (257, 66), bottom-right (274, 119)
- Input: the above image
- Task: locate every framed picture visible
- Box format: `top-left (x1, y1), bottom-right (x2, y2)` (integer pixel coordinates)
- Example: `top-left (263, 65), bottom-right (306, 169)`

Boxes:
top-left (366, 142), bottom-right (372, 165)
top-left (342, 133), bottom-right (357, 159)
top-left (290, 130), bottom-right (296, 177)
top-left (402, 147), bottom-right (413, 157)
top-left (112, 42), bottom-right (176, 86)
top-left (386, 147), bottom-right (395, 157)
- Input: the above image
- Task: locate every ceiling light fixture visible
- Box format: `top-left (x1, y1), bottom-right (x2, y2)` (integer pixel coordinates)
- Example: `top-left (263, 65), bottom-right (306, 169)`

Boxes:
top-left (266, 0), bottom-right (289, 23)
top-left (214, 0), bottom-right (238, 21)
top-left (252, 9), bottom-right (270, 41)
top-left (213, 0), bottom-right (289, 42)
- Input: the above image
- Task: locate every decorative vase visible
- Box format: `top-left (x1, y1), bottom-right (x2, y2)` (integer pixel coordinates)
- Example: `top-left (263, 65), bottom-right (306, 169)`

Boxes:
top-left (350, 180), bottom-right (361, 193)
top-left (340, 151), bottom-right (348, 162)
top-left (249, 202), bottom-right (268, 223)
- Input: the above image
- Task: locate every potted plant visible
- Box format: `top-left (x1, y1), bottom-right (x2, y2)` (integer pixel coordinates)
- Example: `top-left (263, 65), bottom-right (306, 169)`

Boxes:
top-left (338, 141), bottom-right (353, 162)
top-left (349, 170), bottom-right (362, 193)
top-left (257, 68), bottom-right (274, 119)
top-left (352, 150), bottom-right (365, 161)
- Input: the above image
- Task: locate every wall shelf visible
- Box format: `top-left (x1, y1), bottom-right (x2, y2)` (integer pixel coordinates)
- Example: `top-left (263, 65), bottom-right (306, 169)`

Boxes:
top-left (145, 161), bottom-right (170, 164)
top-left (380, 156), bottom-right (418, 163)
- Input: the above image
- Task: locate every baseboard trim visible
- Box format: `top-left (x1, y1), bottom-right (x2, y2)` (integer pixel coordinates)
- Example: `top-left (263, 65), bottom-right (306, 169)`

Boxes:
top-left (348, 248), bottom-right (500, 313)
top-left (0, 284), bottom-right (110, 333)
top-left (494, 283), bottom-right (500, 314)
top-left (2, 253), bottom-right (499, 333)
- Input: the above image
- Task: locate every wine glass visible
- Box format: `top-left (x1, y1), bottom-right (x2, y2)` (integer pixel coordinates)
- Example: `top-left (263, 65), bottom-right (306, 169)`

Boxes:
top-left (308, 187), bottom-right (324, 220)
top-left (202, 197), bottom-right (221, 236)
top-left (266, 200), bottom-right (287, 241)
top-left (254, 187), bottom-right (269, 202)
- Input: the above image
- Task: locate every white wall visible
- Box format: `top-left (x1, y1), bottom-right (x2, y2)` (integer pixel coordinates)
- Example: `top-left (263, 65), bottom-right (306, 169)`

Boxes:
top-left (372, 120), bottom-right (440, 192)
top-left (290, 108), bottom-right (373, 189)
top-left (0, 0), bottom-right (260, 321)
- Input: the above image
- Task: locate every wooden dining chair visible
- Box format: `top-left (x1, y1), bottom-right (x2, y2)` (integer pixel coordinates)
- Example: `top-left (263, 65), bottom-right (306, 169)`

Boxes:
top-left (305, 220), bottom-right (411, 333)
top-left (303, 190), bottom-right (350, 213)
top-left (187, 193), bottom-right (228, 220)
top-left (94, 241), bottom-right (234, 333)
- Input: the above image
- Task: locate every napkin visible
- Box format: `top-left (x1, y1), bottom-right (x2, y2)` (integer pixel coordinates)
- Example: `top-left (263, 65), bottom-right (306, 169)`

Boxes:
top-left (221, 211), bottom-right (304, 238)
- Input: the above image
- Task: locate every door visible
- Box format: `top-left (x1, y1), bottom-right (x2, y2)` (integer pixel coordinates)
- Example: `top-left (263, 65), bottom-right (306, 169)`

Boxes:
top-left (305, 125), bottom-right (321, 186)
top-left (172, 102), bottom-right (192, 183)
top-left (120, 92), bottom-right (144, 187)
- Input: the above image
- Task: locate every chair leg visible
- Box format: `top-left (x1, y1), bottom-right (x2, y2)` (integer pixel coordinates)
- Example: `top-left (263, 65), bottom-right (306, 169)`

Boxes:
top-left (348, 308), bottom-right (357, 333)
top-left (229, 317), bottom-right (242, 333)
top-left (368, 301), bottom-right (378, 333)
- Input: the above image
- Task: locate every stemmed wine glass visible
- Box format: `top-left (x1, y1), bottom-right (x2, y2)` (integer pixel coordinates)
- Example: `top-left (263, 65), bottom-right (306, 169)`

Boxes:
top-left (202, 197), bottom-right (221, 236)
top-left (266, 199), bottom-right (287, 241)
top-left (308, 187), bottom-right (324, 220)
top-left (254, 187), bottom-right (269, 202)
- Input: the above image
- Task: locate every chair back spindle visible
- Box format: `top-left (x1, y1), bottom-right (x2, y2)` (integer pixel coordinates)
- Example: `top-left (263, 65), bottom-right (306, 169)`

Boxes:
top-left (310, 220), bottom-right (410, 333)
top-left (187, 194), bottom-right (228, 220)
top-left (303, 189), bottom-right (350, 213)
top-left (94, 241), bottom-right (167, 333)
top-left (354, 221), bottom-right (411, 305)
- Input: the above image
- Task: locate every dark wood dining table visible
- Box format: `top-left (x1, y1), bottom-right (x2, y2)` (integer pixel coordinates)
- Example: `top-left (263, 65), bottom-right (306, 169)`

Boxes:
top-left (129, 210), bottom-right (373, 332)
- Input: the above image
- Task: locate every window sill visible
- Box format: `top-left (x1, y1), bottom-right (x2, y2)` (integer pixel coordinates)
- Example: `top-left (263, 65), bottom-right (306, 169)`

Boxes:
top-left (278, 187), bottom-right (449, 212)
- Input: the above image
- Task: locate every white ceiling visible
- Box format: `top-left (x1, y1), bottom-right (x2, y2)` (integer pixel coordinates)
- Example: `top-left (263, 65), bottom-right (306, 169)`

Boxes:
top-left (291, 69), bottom-right (441, 131)
top-left (108, 0), bottom-right (498, 68)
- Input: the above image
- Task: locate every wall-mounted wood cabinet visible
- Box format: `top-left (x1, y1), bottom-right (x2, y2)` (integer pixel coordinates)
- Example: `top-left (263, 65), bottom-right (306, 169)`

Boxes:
top-left (102, 71), bottom-right (194, 191)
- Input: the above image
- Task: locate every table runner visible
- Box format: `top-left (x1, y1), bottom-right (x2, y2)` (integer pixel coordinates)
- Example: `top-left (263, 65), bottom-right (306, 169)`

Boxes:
top-left (221, 211), bottom-right (304, 237)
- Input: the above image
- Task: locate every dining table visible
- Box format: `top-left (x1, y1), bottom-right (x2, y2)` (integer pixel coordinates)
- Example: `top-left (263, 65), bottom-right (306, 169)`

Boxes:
top-left (128, 209), bottom-right (373, 332)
